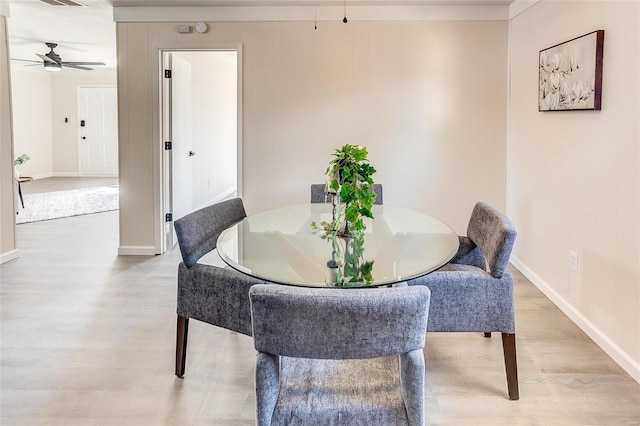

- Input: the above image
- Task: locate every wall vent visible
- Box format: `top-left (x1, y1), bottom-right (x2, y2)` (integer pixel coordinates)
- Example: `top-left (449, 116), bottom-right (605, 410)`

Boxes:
top-left (40, 0), bottom-right (86, 6)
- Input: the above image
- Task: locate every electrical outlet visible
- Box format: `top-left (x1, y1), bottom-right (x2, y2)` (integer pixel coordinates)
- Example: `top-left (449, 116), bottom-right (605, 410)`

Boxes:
top-left (569, 251), bottom-right (578, 272)
top-left (176, 25), bottom-right (191, 33)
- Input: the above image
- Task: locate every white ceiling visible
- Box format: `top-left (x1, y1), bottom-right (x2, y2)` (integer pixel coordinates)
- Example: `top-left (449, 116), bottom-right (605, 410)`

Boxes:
top-left (7, 0), bottom-right (116, 73)
top-left (5, 0), bottom-right (514, 74)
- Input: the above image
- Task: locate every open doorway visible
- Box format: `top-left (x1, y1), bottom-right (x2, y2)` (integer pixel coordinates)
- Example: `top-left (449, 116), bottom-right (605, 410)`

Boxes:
top-left (11, 77), bottom-right (118, 225)
top-left (161, 49), bottom-right (240, 251)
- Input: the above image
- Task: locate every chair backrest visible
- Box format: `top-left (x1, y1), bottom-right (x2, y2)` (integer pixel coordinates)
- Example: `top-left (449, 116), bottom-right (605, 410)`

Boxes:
top-left (174, 198), bottom-right (246, 268)
top-left (310, 183), bottom-right (383, 205)
top-left (310, 184), bottom-right (328, 203)
top-left (250, 284), bottom-right (430, 360)
top-left (466, 201), bottom-right (517, 279)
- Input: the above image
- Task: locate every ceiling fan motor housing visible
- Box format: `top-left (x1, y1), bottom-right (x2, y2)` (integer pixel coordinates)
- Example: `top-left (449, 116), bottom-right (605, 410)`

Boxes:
top-left (45, 42), bottom-right (62, 62)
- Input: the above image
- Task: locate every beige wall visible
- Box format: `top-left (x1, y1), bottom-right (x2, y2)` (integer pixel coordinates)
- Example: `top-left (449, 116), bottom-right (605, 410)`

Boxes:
top-left (508, 1), bottom-right (640, 380)
top-left (117, 20), bottom-right (508, 254)
top-left (11, 69), bottom-right (53, 179)
top-left (0, 14), bottom-right (17, 264)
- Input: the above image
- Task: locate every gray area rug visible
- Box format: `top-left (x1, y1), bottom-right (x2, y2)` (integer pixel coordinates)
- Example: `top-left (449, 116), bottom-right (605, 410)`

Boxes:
top-left (17, 186), bottom-right (119, 224)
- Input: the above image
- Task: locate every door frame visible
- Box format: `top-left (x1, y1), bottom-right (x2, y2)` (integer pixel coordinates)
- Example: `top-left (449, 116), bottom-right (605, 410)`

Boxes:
top-left (153, 43), bottom-right (243, 254)
top-left (77, 84), bottom-right (118, 176)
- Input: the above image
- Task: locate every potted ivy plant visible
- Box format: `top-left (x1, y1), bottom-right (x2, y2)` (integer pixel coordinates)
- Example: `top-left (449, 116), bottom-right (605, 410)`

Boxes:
top-left (13, 154), bottom-right (30, 179)
top-left (311, 144), bottom-right (377, 285)
top-left (325, 144), bottom-right (377, 237)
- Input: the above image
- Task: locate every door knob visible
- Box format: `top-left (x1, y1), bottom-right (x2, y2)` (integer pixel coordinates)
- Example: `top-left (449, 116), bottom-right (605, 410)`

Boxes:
top-left (189, 151), bottom-right (196, 157)
top-left (82, 137), bottom-right (86, 139)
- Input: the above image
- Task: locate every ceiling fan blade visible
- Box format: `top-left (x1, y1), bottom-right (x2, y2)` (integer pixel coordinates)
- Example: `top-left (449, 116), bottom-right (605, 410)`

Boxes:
top-left (62, 61), bottom-right (106, 66)
top-left (36, 53), bottom-right (57, 63)
top-left (10, 58), bottom-right (42, 64)
top-left (62, 64), bottom-right (93, 71)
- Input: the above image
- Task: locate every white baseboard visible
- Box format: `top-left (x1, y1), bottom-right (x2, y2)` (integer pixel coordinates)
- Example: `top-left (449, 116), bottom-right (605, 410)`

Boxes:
top-left (0, 249), bottom-right (20, 264)
top-left (118, 246), bottom-right (157, 256)
top-left (511, 256), bottom-right (640, 384)
top-left (51, 173), bottom-right (118, 178)
top-left (18, 172), bottom-right (117, 180)
top-left (51, 172), bottom-right (80, 177)
top-left (28, 173), bottom-right (54, 180)
top-left (22, 172), bottom-right (76, 180)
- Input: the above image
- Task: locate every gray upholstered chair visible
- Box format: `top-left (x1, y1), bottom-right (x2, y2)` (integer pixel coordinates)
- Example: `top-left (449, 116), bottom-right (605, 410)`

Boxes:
top-left (408, 201), bottom-right (519, 400)
top-left (173, 198), bottom-right (263, 378)
top-left (249, 284), bottom-right (431, 426)
top-left (310, 183), bottom-right (384, 204)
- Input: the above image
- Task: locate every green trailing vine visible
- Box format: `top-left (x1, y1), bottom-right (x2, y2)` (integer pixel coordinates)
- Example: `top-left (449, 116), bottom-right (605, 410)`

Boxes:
top-left (311, 144), bottom-right (377, 286)
top-left (316, 144), bottom-right (377, 237)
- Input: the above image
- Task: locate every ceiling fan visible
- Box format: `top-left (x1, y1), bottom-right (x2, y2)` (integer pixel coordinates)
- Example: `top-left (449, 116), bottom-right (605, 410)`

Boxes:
top-left (12, 42), bottom-right (106, 72)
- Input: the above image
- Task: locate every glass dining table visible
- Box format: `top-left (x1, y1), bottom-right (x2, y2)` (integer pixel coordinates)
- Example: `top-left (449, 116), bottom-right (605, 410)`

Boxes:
top-left (215, 203), bottom-right (459, 288)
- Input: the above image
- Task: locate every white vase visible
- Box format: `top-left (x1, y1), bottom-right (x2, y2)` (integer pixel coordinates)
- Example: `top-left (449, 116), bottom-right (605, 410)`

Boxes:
top-left (14, 167), bottom-right (20, 180)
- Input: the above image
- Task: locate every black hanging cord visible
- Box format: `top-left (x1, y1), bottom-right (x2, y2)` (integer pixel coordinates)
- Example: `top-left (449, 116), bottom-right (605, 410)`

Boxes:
top-left (343, 0), bottom-right (348, 23)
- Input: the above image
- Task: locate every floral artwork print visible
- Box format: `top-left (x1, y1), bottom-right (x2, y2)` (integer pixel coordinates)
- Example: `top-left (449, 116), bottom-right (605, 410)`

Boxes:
top-left (539, 30), bottom-right (604, 111)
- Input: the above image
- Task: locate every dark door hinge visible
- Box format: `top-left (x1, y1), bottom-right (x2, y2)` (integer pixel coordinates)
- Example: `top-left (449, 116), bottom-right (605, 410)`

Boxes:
top-left (166, 213), bottom-right (173, 222)
top-left (165, 141), bottom-right (172, 150)
top-left (164, 69), bottom-right (172, 78)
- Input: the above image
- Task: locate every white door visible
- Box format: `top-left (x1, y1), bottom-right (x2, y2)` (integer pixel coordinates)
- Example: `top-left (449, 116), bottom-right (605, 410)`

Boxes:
top-left (78, 86), bottom-right (118, 176)
top-left (170, 54), bottom-right (194, 243)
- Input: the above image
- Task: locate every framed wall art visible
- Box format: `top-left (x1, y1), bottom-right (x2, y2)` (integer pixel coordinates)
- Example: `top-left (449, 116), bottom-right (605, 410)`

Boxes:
top-left (539, 30), bottom-right (604, 111)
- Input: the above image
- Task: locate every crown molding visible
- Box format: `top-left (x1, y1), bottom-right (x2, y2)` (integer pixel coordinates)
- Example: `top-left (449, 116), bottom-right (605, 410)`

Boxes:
top-left (113, 4), bottom-right (511, 22)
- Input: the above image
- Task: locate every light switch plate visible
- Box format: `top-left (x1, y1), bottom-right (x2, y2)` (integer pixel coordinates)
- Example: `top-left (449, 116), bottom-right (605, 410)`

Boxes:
top-left (569, 251), bottom-right (578, 272)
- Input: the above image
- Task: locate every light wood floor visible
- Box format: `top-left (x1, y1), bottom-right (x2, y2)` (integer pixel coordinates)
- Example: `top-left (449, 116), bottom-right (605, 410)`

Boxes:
top-left (2, 180), bottom-right (639, 425)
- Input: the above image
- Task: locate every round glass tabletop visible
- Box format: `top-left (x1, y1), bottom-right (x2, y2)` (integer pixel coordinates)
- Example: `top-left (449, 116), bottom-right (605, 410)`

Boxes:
top-left (216, 203), bottom-right (459, 288)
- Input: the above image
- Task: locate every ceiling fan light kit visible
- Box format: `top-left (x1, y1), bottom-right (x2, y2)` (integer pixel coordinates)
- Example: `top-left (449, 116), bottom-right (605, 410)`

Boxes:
top-left (44, 62), bottom-right (62, 72)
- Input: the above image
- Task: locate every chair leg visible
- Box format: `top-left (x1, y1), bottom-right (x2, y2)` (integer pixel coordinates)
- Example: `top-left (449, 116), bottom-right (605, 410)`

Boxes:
top-left (18, 183), bottom-right (24, 208)
top-left (501, 333), bottom-right (519, 400)
top-left (176, 315), bottom-right (189, 378)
